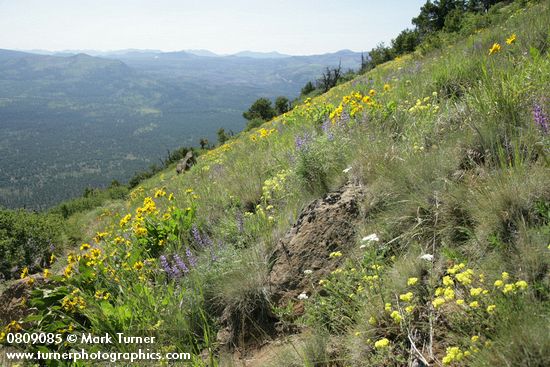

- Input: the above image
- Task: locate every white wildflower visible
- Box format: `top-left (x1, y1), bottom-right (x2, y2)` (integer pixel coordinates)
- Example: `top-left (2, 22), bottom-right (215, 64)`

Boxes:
top-left (361, 233), bottom-right (380, 243)
top-left (420, 254), bottom-right (434, 261)
top-left (303, 269), bottom-right (313, 275)
top-left (297, 292), bottom-right (309, 300)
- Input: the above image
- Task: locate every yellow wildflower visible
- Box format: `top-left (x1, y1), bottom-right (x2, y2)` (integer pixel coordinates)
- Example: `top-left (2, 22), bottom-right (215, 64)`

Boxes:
top-left (494, 279), bottom-right (504, 288)
top-left (20, 266), bottom-right (29, 279)
top-left (43, 268), bottom-right (50, 279)
top-left (432, 297), bottom-right (446, 308)
top-left (374, 338), bottom-right (390, 349)
top-left (442, 346), bottom-right (464, 365)
top-left (399, 292), bottom-right (414, 302)
top-left (80, 243), bottom-right (90, 251)
top-left (486, 304), bottom-right (496, 314)
top-left (470, 287), bottom-right (483, 297)
top-left (469, 301), bottom-right (480, 308)
top-left (154, 189), bottom-right (166, 198)
top-left (515, 280), bottom-right (528, 290)
top-left (444, 287), bottom-right (455, 300)
top-left (501, 272), bottom-right (510, 281)
top-left (443, 275), bottom-right (454, 286)
top-left (506, 33), bottom-right (516, 45)
top-left (456, 299), bottom-right (465, 305)
top-left (383, 83), bottom-right (391, 92)
top-left (64, 264), bottom-right (74, 278)
top-left (368, 316), bottom-right (377, 325)
top-left (119, 214), bottom-right (131, 227)
top-left (502, 283), bottom-right (516, 294)
top-left (133, 261), bottom-right (144, 271)
top-left (329, 251), bottom-right (342, 258)
top-left (471, 335), bottom-right (479, 342)
top-left (455, 269), bottom-right (474, 285)
top-left (369, 89), bottom-right (376, 96)
top-left (385, 303), bottom-right (392, 312)
top-left (407, 277), bottom-right (418, 286)
top-left (405, 305), bottom-right (415, 314)
top-left (489, 42), bottom-right (501, 55)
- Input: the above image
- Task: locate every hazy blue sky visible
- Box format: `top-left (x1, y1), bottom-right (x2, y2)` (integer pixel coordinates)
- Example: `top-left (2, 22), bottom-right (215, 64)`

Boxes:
top-left (0, 0), bottom-right (426, 55)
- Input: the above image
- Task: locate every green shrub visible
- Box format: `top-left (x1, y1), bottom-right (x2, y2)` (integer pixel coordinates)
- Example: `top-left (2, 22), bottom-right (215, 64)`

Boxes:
top-left (0, 209), bottom-right (62, 279)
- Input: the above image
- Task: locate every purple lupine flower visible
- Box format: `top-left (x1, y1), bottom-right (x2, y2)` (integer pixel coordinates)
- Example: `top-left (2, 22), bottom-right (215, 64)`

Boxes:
top-left (172, 264), bottom-right (181, 278)
top-left (321, 119), bottom-right (334, 141)
top-left (210, 249), bottom-right (218, 262)
top-left (173, 254), bottom-right (189, 274)
top-left (236, 211), bottom-right (244, 233)
top-left (160, 255), bottom-right (175, 279)
top-left (202, 233), bottom-right (213, 248)
top-left (186, 248), bottom-right (198, 268)
top-left (533, 103), bottom-right (548, 134)
top-left (295, 132), bottom-right (312, 151)
top-left (191, 224), bottom-right (203, 247)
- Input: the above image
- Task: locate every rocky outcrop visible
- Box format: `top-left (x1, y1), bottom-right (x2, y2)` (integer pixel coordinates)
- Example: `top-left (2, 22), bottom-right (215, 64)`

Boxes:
top-left (268, 183), bottom-right (366, 307)
top-left (176, 151), bottom-right (195, 174)
top-left (0, 276), bottom-right (42, 324)
top-left (216, 183), bottom-right (366, 351)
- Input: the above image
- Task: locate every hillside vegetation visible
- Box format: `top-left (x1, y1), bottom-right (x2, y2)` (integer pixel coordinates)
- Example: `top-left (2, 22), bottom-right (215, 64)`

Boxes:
top-left (1, 1), bottom-right (549, 366)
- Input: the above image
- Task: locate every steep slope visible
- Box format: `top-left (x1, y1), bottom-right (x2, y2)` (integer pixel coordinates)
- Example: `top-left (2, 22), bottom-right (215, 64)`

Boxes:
top-left (3, 1), bottom-right (549, 366)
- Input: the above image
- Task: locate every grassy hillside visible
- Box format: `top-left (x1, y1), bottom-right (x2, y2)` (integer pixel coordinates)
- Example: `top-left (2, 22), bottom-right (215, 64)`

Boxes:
top-left (2, 1), bottom-right (549, 366)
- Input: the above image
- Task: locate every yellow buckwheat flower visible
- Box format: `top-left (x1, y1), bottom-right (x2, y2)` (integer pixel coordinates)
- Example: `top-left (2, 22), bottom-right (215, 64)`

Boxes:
top-left (407, 277), bottom-right (418, 286)
top-left (443, 287), bottom-right (455, 300)
top-left (443, 275), bottom-right (454, 286)
top-left (502, 283), bottom-right (516, 294)
top-left (432, 297), bottom-right (446, 308)
top-left (374, 338), bottom-right (390, 349)
top-left (400, 292), bottom-right (414, 302)
top-left (515, 280), bottom-right (527, 290)
top-left (470, 287), bottom-right (483, 297)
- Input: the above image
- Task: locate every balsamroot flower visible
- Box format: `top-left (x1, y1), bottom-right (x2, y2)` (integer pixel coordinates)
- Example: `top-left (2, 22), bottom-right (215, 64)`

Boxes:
top-left (488, 43), bottom-right (501, 55)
